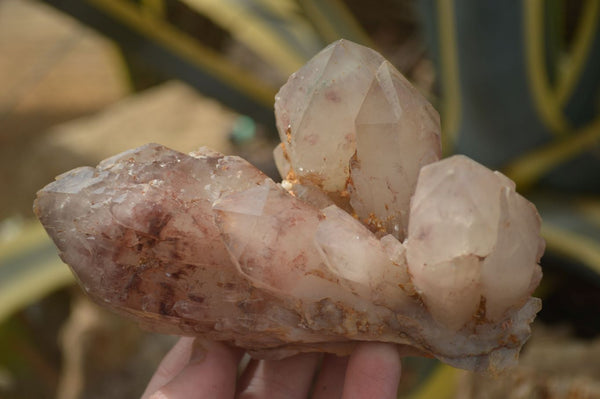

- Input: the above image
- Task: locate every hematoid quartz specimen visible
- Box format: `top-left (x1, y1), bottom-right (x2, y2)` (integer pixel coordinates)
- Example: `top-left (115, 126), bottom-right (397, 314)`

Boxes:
top-left (34, 40), bottom-right (543, 373)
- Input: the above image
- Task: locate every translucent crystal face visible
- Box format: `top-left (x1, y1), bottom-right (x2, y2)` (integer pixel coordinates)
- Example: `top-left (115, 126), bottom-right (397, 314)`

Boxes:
top-left (405, 155), bottom-right (543, 329)
top-left (274, 40), bottom-right (385, 193)
top-left (274, 40), bottom-right (441, 240)
top-left (34, 40), bottom-right (543, 373)
top-left (349, 61), bottom-right (441, 239)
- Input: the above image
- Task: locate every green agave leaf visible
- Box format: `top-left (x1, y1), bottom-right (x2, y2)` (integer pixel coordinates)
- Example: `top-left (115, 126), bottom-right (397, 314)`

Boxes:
top-left (41, 0), bottom-right (278, 128)
top-left (504, 118), bottom-right (600, 190)
top-left (180, 0), bottom-right (323, 75)
top-left (418, 0), bottom-right (600, 192)
top-left (560, 0), bottom-right (600, 127)
top-left (295, 0), bottom-right (374, 47)
top-left (0, 221), bottom-right (73, 323)
top-left (532, 193), bottom-right (600, 281)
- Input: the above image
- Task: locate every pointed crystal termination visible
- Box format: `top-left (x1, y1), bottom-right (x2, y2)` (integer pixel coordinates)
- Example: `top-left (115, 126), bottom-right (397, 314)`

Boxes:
top-left (274, 39), bottom-right (442, 239)
top-left (274, 40), bottom-right (386, 193)
top-left (349, 61), bottom-right (441, 239)
top-left (405, 155), bottom-right (544, 330)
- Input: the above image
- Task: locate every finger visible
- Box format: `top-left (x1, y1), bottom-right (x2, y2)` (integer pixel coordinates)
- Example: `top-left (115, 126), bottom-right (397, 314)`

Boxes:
top-left (235, 358), bottom-right (259, 394)
top-left (148, 339), bottom-right (243, 399)
top-left (237, 352), bottom-right (321, 399)
top-left (341, 343), bottom-right (401, 399)
top-left (311, 354), bottom-right (349, 399)
top-left (142, 337), bottom-right (195, 398)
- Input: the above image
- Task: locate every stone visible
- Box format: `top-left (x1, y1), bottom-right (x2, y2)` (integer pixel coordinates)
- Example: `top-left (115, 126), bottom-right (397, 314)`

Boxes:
top-left (349, 61), bottom-right (441, 239)
top-left (35, 144), bottom-right (542, 372)
top-left (405, 155), bottom-right (544, 329)
top-left (34, 40), bottom-right (543, 373)
top-left (274, 40), bottom-right (385, 193)
top-left (274, 41), bottom-right (441, 239)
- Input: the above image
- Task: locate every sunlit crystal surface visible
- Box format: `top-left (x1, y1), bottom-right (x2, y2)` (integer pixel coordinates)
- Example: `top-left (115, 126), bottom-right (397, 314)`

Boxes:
top-left (349, 61), bottom-right (441, 239)
top-left (35, 40), bottom-right (543, 373)
top-left (405, 155), bottom-right (543, 328)
top-left (274, 40), bottom-right (385, 192)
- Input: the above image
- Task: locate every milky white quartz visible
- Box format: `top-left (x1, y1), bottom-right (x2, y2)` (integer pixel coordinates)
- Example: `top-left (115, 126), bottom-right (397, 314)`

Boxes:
top-left (405, 155), bottom-right (543, 330)
top-left (274, 40), bottom-right (385, 193)
top-left (34, 40), bottom-right (543, 373)
top-left (275, 40), bottom-right (440, 240)
top-left (349, 61), bottom-right (441, 239)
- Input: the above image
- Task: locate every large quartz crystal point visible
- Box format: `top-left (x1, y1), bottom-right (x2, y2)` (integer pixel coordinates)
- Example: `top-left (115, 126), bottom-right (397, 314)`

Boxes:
top-left (349, 61), bottom-right (441, 239)
top-left (274, 39), bottom-right (385, 193)
top-left (405, 155), bottom-right (544, 330)
top-left (34, 144), bottom-right (269, 335)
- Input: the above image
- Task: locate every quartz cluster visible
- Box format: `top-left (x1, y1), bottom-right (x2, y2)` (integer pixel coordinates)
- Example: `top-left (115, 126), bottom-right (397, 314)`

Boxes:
top-left (34, 40), bottom-right (543, 372)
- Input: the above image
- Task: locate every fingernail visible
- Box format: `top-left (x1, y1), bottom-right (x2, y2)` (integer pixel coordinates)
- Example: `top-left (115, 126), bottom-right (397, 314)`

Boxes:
top-left (189, 339), bottom-right (207, 364)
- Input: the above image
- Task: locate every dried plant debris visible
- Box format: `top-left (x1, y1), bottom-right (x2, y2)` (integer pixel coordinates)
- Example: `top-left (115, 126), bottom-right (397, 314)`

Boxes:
top-left (35, 40), bottom-right (543, 372)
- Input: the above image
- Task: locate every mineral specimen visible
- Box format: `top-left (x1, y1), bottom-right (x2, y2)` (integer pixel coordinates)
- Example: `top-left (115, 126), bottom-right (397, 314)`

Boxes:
top-left (34, 40), bottom-right (543, 373)
top-left (273, 42), bottom-right (441, 239)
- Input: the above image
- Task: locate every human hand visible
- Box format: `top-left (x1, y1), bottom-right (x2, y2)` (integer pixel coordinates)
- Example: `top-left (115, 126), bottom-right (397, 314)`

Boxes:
top-left (141, 338), bottom-right (401, 399)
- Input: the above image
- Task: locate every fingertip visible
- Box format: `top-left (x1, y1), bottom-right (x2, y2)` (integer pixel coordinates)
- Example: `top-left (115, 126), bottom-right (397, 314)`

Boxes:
top-left (237, 352), bottom-right (320, 399)
top-left (342, 342), bottom-right (401, 399)
top-left (311, 354), bottom-right (349, 399)
top-left (142, 337), bottom-right (195, 398)
top-left (144, 339), bottom-right (243, 399)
